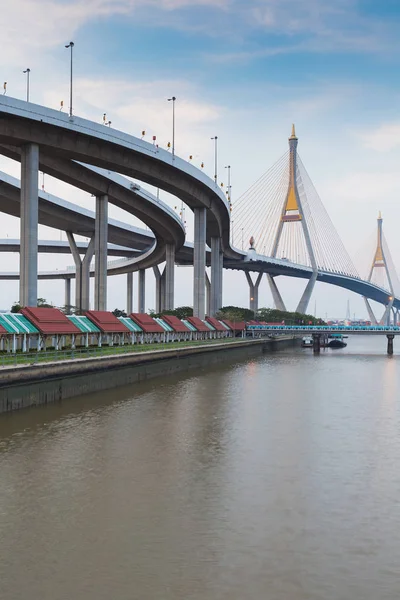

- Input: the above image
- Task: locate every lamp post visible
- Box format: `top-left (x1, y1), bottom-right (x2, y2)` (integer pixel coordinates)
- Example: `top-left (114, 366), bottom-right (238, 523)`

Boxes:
top-left (23, 68), bottom-right (30, 102)
top-left (167, 96), bottom-right (176, 159)
top-left (211, 136), bottom-right (218, 185)
top-left (65, 41), bottom-right (74, 117)
top-left (225, 164), bottom-right (231, 206)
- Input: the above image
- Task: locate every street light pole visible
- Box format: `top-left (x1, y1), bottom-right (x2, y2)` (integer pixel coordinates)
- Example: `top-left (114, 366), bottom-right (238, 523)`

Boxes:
top-left (23, 68), bottom-right (30, 102)
top-left (211, 136), bottom-right (218, 185)
top-left (65, 41), bottom-right (74, 117)
top-left (225, 164), bottom-right (231, 205)
top-left (167, 96), bottom-right (176, 159)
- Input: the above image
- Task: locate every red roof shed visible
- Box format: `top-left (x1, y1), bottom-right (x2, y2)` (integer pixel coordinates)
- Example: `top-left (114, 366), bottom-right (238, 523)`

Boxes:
top-left (186, 316), bottom-right (210, 332)
top-left (130, 313), bottom-right (165, 333)
top-left (21, 307), bottom-right (80, 335)
top-left (205, 317), bottom-right (226, 332)
top-left (161, 315), bottom-right (191, 333)
top-left (85, 311), bottom-right (129, 333)
top-left (221, 319), bottom-right (246, 331)
top-left (0, 323), bottom-right (7, 334)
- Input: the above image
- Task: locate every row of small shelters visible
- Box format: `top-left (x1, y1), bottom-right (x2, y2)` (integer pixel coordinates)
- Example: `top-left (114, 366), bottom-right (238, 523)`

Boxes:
top-left (0, 307), bottom-right (246, 353)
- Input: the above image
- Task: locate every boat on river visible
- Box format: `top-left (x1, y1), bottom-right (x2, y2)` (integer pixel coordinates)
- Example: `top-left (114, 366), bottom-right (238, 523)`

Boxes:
top-left (301, 336), bottom-right (313, 347)
top-left (327, 334), bottom-right (347, 348)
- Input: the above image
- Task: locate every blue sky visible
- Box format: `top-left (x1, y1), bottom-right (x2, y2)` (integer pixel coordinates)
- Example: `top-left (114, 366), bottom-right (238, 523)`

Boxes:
top-left (1, 0), bottom-right (400, 317)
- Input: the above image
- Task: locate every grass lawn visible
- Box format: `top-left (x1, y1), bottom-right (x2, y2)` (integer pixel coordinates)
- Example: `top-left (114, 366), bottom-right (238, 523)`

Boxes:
top-left (0, 336), bottom-right (249, 368)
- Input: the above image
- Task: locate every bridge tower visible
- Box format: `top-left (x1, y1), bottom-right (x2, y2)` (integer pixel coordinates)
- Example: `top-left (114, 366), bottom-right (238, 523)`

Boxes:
top-left (268, 125), bottom-right (318, 313)
top-left (364, 212), bottom-right (394, 325)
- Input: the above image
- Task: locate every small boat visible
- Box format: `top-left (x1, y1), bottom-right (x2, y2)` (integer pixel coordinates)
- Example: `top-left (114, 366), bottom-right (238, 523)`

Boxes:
top-left (301, 336), bottom-right (313, 347)
top-left (327, 334), bottom-right (347, 348)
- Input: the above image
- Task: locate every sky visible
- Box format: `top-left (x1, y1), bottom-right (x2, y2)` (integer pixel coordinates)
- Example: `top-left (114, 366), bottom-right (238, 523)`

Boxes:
top-left (1, 0), bottom-right (400, 318)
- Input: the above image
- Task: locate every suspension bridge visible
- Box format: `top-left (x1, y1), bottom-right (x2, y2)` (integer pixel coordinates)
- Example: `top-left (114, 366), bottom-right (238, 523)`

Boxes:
top-left (228, 125), bottom-right (400, 322)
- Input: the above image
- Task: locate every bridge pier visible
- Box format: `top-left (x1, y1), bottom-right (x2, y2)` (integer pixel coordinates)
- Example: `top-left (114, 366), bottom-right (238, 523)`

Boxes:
top-left (364, 297), bottom-right (377, 324)
top-left (138, 268), bottom-right (146, 313)
top-left (267, 274), bottom-right (286, 311)
top-left (64, 279), bottom-right (71, 313)
top-left (245, 272), bottom-right (263, 314)
top-left (20, 143), bottom-right (39, 307)
top-left (94, 194), bottom-right (108, 311)
top-left (210, 236), bottom-right (223, 316)
top-left (165, 243), bottom-right (175, 311)
top-left (312, 333), bottom-right (321, 354)
top-left (193, 207), bottom-right (206, 318)
top-left (66, 232), bottom-right (95, 313)
top-left (297, 272), bottom-right (317, 315)
top-left (126, 271), bottom-right (133, 315)
top-left (205, 272), bottom-right (211, 316)
top-left (387, 334), bottom-right (394, 356)
top-left (153, 266), bottom-right (162, 313)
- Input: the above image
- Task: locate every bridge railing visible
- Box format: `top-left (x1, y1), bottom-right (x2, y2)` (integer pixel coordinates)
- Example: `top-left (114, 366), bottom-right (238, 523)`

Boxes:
top-left (246, 325), bottom-right (400, 332)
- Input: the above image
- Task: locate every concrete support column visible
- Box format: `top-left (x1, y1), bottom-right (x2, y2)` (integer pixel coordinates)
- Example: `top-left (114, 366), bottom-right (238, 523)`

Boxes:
top-left (66, 232), bottom-right (95, 313)
top-left (218, 250), bottom-right (223, 311)
top-left (267, 274), bottom-right (287, 312)
top-left (296, 272), bottom-right (317, 315)
top-left (364, 297), bottom-right (377, 325)
top-left (245, 272), bottom-right (263, 314)
top-left (165, 244), bottom-right (175, 311)
top-left (387, 334), bottom-right (394, 356)
top-left (126, 272), bottom-right (133, 315)
top-left (66, 231), bottom-right (82, 312)
top-left (82, 237), bottom-right (95, 311)
top-left (312, 333), bottom-right (321, 354)
top-left (193, 207), bottom-right (206, 318)
top-left (210, 237), bottom-right (223, 316)
top-left (20, 143), bottom-right (39, 307)
top-left (381, 300), bottom-right (394, 326)
top-left (64, 279), bottom-right (71, 313)
top-left (160, 269), bottom-right (166, 313)
top-left (138, 269), bottom-right (146, 313)
top-left (153, 266), bottom-right (162, 313)
top-left (95, 194), bottom-right (108, 311)
top-left (205, 272), bottom-right (211, 317)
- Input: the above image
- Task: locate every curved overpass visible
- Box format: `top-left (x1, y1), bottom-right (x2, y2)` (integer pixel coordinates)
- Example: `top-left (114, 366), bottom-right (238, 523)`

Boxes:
top-left (0, 167), bottom-right (185, 274)
top-left (0, 95), bottom-right (241, 260)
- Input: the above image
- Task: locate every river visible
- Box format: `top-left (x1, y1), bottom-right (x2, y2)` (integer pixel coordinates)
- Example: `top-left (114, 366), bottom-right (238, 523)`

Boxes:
top-left (1, 336), bottom-right (399, 599)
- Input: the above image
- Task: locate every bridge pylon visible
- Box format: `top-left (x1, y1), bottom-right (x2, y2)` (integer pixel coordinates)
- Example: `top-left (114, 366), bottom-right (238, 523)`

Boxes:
top-left (268, 125), bottom-right (318, 313)
top-left (364, 213), bottom-right (394, 325)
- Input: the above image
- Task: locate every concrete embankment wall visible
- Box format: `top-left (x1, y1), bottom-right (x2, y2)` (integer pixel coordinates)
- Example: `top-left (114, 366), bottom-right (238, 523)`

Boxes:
top-left (0, 337), bottom-right (297, 414)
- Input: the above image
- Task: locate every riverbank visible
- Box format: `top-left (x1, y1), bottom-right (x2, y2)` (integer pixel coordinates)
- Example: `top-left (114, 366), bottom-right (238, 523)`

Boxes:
top-left (0, 336), bottom-right (297, 414)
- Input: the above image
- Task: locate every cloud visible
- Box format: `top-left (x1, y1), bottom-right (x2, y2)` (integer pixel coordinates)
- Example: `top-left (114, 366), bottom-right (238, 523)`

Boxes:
top-left (360, 122), bottom-right (400, 152)
top-left (0, 0), bottom-right (231, 68)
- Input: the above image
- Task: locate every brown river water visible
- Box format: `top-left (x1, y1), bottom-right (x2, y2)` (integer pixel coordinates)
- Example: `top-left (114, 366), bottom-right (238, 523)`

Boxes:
top-left (0, 336), bottom-right (399, 599)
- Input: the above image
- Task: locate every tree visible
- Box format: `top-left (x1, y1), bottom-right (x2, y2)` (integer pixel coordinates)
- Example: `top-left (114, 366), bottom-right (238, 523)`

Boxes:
top-left (112, 308), bottom-right (127, 318)
top-left (256, 307), bottom-right (325, 326)
top-left (11, 302), bottom-right (21, 313)
top-left (11, 298), bottom-right (53, 312)
top-left (216, 306), bottom-right (254, 322)
top-left (150, 306), bottom-right (193, 319)
top-left (59, 305), bottom-right (79, 315)
top-left (37, 298), bottom-right (53, 308)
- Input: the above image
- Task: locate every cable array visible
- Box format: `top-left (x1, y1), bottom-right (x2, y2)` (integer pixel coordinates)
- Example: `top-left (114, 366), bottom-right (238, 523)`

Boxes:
top-left (297, 157), bottom-right (359, 277)
top-left (232, 150), bottom-right (359, 277)
top-left (383, 235), bottom-right (400, 296)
